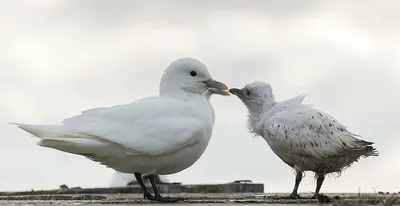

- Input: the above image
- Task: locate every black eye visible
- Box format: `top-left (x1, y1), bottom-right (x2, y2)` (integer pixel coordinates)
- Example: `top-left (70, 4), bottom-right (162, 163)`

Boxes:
top-left (246, 90), bottom-right (251, 96)
top-left (190, 71), bottom-right (197, 76)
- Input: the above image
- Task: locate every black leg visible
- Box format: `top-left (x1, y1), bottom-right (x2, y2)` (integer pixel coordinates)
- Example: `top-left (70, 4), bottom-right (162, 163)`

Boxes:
top-left (312, 174), bottom-right (325, 198)
top-left (134, 173), bottom-right (154, 200)
top-left (148, 174), bottom-right (184, 203)
top-left (289, 170), bottom-right (303, 199)
top-left (148, 174), bottom-right (162, 200)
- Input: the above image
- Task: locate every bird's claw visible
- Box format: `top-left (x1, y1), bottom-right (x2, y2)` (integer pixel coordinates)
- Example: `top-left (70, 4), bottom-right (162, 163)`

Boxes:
top-left (312, 193), bottom-right (322, 199)
top-left (315, 194), bottom-right (333, 203)
top-left (288, 193), bottom-right (301, 199)
top-left (143, 191), bottom-right (155, 200)
top-left (155, 195), bottom-right (185, 203)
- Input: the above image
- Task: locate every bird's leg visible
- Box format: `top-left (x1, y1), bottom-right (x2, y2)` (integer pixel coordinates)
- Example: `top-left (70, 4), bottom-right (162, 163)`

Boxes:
top-left (148, 174), bottom-right (184, 203)
top-left (134, 173), bottom-right (154, 200)
top-left (312, 174), bottom-right (325, 199)
top-left (154, 175), bottom-right (163, 184)
top-left (288, 170), bottom-right (303, 199)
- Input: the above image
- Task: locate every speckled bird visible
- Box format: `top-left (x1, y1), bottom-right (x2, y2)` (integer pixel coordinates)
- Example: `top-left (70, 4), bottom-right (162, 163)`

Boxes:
top-left (229, 81), bottom-right (378, 198)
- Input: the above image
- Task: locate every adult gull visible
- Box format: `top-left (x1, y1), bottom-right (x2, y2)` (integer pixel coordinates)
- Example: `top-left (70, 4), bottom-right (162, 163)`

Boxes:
top-left (108, 88), bottom-right (227, 188)
top-left (12, 58), bottom-right (230, 202)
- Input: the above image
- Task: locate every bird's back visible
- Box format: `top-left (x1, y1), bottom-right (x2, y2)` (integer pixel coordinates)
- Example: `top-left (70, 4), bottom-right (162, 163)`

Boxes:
top-left (256, 96), bottom-right (378, 173)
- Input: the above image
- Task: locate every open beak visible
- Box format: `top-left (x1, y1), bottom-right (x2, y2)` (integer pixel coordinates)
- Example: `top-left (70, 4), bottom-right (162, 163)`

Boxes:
top-left (203, 80), bottom-right (230, 96)
top-left (229, 88), bottom-right (243, 96)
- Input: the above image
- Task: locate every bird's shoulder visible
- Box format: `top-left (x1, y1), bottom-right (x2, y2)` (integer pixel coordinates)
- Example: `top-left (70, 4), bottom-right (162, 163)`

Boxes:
top-left (264, 94), bottom-right (308, 117)
top-left (62, 96), bottom-right (203, 125)
top-left (263, 104), bottom-right (346, 133)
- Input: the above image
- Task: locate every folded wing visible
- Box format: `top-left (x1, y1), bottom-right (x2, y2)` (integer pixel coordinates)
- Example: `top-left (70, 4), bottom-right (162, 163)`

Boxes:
top-left (14, 97), bottom-right (205, 157)
top-left (262, 106), bottom-right (376, 159)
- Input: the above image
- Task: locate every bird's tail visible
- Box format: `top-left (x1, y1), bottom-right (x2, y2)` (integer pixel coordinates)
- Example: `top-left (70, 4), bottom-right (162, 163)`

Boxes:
top-left (356, 139), bottom-right (379, 157)
top-left (12, 123), bottom-right (77, 138)
top-left (11, 123), bottom-right (107, 155)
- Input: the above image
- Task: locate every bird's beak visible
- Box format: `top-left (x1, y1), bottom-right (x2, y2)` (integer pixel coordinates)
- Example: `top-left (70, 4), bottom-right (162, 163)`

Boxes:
top-left (229, 88), bottom-right (243, 96)
top-left (203, 80), bottom-right (230, 96)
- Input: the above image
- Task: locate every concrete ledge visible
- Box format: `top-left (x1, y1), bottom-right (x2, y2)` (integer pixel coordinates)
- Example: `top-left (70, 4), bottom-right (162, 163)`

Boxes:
top-left (0, 183), bottom-right (264, 196)
top-left (0, 193), bottom-right (398, 205)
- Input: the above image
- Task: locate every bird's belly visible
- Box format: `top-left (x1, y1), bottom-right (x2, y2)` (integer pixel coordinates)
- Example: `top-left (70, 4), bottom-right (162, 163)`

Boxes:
top-left (109, 136), bottom-right (210, 175)
top-left (155, 139), bottom-right (210, 174)
top-left (266, 139), bottom-right (357, 173)
top-left (267, 143), bottom-right (298, 168)
top-left (264, 137), bottom-right (315, 170)
top-left (268, 148), bottom-right (319, 171)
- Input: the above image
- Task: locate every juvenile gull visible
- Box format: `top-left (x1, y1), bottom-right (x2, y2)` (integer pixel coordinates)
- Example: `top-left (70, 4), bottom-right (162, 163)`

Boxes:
top-left (229, 81), bottom-right (378, 198)
top-left (12, 58), bottom-right (230, 202)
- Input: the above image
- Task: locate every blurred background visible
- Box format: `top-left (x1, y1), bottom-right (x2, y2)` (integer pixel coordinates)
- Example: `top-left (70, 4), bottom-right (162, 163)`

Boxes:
top-left (0, 0), bottom-right (399, 193)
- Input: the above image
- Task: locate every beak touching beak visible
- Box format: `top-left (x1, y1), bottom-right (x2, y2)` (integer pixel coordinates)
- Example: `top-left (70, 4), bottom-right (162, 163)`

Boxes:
top-left (229, 88), bottom-right (243, 96)
top-left (203, 80), bottom-right (230, 96)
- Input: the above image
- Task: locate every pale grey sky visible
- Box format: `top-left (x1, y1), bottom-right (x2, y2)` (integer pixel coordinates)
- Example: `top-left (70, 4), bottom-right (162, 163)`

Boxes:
top-left (0, 0), bottom-right (399, 193)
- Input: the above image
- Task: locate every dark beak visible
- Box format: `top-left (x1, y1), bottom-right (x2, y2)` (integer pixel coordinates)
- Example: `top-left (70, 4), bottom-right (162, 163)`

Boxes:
top-left (229, 88), bottom-right (243, 96)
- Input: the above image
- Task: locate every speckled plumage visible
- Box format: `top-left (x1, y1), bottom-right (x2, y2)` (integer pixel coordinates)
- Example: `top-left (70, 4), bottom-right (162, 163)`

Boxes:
top-left (230, 81), bottom-right (378, 198)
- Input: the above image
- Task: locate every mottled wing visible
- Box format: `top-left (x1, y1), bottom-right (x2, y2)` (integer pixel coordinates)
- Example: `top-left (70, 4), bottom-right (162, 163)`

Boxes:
top-left (262, 106), bottom-right (371, 159)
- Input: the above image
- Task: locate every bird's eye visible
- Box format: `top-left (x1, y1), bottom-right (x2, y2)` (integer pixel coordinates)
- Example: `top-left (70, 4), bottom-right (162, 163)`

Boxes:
top-left (246, 90), bottom-right (251, 96)
top-left (190, 71), bottom-right (197, 77)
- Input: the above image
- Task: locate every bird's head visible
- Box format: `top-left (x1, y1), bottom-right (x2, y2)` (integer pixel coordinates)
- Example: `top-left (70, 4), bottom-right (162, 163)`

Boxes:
top-left (229, 81), bottom-right (275, 113)
top-left (160, 58), bottom-right (230, 96)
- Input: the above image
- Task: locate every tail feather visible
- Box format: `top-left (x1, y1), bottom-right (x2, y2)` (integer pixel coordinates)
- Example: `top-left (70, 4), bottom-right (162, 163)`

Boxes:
top-left (356, 139), bottom-right (378, 157)
top-left (12, 123), bottom-right (129, 169)
top-left (12, 122), bottom-right (105, 155)
top-left (363, 145), bottom-right (379, 157)
top-left (38, 137), bottom-right (108, 155)
top-left (11, 123), bottom-right (88, 139)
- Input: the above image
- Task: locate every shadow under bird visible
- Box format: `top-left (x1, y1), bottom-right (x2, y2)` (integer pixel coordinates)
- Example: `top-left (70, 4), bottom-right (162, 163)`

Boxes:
top-left (11, 58), bottom-right (230, 203)
top-left (229, 81), bottom-right (378, 199)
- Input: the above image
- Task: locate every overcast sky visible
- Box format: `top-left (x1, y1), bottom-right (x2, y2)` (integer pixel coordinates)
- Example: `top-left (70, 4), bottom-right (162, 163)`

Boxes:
top-left (0, 0), bottom-right (399, 193)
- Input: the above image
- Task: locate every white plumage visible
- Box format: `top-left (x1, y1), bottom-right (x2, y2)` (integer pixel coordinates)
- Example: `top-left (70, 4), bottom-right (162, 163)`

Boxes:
top-left (107, 89), bottom-right (222, 188)
top-left (230, 81), bottom-right (378, 198)
top-left (12, 58), bottom-right (230, 202)
top-left (15, 98), bottom-right (209, 173)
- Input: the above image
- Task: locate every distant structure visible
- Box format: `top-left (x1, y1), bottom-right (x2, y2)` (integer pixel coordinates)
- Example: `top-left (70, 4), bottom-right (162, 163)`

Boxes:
top-left (109, 172), bottom-right (171, 187)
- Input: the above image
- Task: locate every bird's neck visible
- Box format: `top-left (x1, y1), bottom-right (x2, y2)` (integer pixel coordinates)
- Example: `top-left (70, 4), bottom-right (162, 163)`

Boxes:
top-left (160, 81), bottom-right (183, 94)
top-left (159, 80), bottom-right (197, 99)
top-left (247, 100), bottom-right (275, 135)
top-left (247, 105), bottom-right (263, 134)
top-left (262, 100), bottom-right (275, 112)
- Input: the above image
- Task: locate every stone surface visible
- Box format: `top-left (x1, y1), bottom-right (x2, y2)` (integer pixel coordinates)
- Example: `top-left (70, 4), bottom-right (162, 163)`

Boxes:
top-left (0, 193), bottom-right (398, 205)
top-left (0, 183), bottom-right (264, 196)
top-left (0, 184), bottom-right (398, 205)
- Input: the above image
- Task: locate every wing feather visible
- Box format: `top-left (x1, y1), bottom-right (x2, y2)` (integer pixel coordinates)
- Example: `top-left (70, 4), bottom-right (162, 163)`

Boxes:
top-left (262, 106), bottom-right (369, 159)
top-left (16, 96), bottom-right (207, 156)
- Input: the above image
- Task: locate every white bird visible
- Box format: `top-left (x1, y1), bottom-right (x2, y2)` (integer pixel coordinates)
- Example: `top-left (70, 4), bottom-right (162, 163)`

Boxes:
top-left (108, 88), bottom-right (226, 188)
top-left (229, 81), bottom-right (378, 199)
top-left (12, 58), bottom-right (230, 202)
